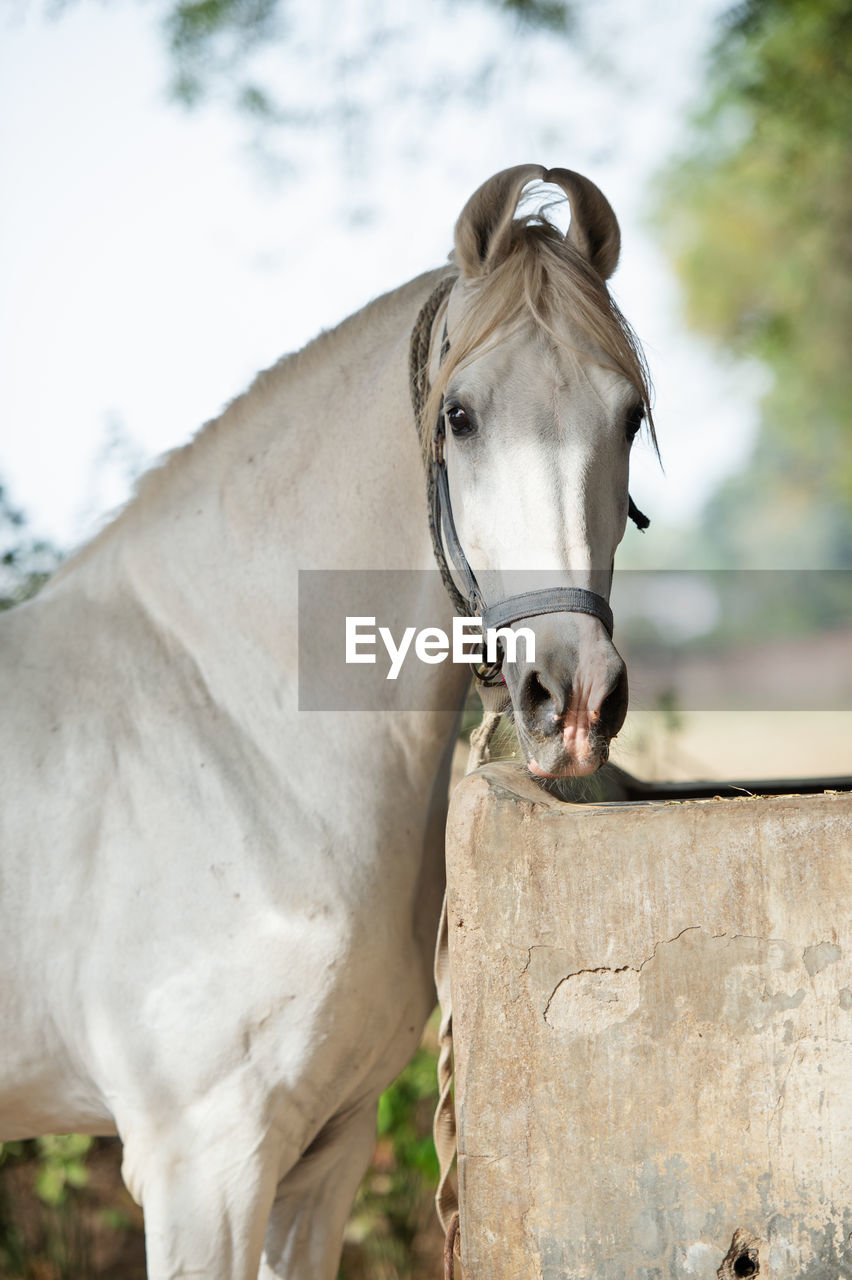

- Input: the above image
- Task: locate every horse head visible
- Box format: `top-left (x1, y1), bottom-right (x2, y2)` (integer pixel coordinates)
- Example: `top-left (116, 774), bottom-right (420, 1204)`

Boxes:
top-left (419, 164), bottom-right (655, 779)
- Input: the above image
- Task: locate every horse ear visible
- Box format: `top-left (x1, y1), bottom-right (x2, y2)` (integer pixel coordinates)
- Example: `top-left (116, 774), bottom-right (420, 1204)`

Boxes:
top-left (543, 167), bottom-right (621, 279)
top-left (453, 165), bottom-right (621, 282)
top-left (453, 163), bottom-right (547, 279)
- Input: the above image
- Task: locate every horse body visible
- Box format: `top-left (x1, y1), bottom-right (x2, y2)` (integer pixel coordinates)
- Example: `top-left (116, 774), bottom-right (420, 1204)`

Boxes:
top-left (0, 166), bottom-right (651, 1277)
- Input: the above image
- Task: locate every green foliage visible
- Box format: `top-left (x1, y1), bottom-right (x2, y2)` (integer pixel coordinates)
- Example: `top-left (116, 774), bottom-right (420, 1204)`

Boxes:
top-left (32, 1135), bottom-right (93, 1207)
top-left (0, 1137), bottom-right (96, 1277)
top-left (0, 1147), bottom-right (28, 1276)
top-left (656, 0), bottom-right (852, 566)
top-left (499, 0), bottom-right (574, 32)
top-left (158, 0), bottom-right (576, 114)
top-left (376, 1047), bottom-right (440, 1185)
top-left (169, 0), bottom-right (279, 53)
top-left (340, 1041), bottom-right (441, 1278)
top-left (0, 483), bottom-right (60, 610)
top-left (166, 0), bottom-right (281, 104)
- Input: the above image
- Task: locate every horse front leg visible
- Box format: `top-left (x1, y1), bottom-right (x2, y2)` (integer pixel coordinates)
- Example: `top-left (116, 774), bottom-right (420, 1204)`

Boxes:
top-left (258, 1095), bottom-right (379, 1280)
top-left (122, 1119), bottom-right (284, 1280)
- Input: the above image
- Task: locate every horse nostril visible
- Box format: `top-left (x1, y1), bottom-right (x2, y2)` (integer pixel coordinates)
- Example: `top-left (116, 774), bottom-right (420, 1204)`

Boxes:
top-left (599, 664), bottom-right (629, 737)
top-left (526, 671), bottom-right (551, 708)
top-left (519, 668), bottom-right (563, 734)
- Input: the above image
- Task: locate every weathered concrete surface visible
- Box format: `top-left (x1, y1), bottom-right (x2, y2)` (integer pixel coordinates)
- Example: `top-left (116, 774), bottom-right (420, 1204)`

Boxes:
top-left (446, 763), bottom-right (852, 1280)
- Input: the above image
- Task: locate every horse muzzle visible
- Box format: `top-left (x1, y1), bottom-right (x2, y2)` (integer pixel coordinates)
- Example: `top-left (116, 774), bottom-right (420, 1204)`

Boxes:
top-left (504, 624), bottom-right (628, 779)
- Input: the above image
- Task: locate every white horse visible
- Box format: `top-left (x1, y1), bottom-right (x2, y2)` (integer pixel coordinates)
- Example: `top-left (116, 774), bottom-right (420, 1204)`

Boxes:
top-left (0, 164), bottom-right (652, 1278)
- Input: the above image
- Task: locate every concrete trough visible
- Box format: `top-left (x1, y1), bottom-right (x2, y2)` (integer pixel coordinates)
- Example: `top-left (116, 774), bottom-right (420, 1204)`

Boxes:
top-left (445, 764), bottom-right (852, 1279)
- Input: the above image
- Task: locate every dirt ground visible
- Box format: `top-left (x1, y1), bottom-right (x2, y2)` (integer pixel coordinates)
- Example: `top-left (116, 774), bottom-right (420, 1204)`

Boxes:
top-left (453, 629), bottom-right (851, 786)
top-left (611, 708), bottom-right (851, 782)
top-left (0, 1140), bottom-right (146, 1279)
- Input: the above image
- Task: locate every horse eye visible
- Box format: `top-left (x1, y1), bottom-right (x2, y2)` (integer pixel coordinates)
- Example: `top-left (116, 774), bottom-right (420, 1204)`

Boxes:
top-left (446, 404), bottom-right (475, 437)
top-left (625, 402), bottom-right (645, 442)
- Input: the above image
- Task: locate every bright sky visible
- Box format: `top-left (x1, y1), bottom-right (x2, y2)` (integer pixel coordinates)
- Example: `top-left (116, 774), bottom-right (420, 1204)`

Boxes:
top-left (0, 0), bottom-right (768, 552)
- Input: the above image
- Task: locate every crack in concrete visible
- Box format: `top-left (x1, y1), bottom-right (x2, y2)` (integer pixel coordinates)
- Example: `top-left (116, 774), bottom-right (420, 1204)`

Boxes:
top-left (769, 1042), bottom-right (805, 1127)
top-left (542, 926), bottom-right (702, 1021)
top-left (516, 942), bottom-right (564, 978)
top-left (528, 928), bottom-right (808, 1024)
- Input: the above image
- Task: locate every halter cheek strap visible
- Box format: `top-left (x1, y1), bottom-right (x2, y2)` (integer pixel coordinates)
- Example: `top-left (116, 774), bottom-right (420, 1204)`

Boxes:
top-left (432, 419), bottom-right (484, 616)
top-left (431, 401), bottom-right (615, 640)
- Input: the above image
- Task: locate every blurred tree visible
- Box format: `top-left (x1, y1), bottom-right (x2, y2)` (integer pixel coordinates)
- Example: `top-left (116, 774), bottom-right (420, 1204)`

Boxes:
top-left (0, 483), bottom-right (59, 611)
top-left (162, 0), bottom-right (576, 110)
top-left (656, 0), bottom-right (852, 566)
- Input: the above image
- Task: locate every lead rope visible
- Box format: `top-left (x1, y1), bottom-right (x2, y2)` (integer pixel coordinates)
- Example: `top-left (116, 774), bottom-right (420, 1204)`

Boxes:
top-left (409, 273), bottom-right (469, 618)
top-left (410, 277), bottom-right (506, 1278)
top-left (434, 699), bottom-right (502, 1280)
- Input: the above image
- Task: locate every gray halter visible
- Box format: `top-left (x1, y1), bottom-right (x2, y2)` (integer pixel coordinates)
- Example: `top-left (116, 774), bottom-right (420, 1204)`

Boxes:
top-left (409, 276), bottom-right (648, 683)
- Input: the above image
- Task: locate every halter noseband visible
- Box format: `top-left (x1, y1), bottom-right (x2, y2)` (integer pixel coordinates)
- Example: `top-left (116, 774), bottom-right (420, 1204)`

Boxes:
top-left (408, 276), bottom-right (648, 686)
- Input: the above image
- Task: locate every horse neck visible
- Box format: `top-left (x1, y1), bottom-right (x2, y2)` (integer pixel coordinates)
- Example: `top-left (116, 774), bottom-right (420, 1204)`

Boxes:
top-left (56, 269), bottom-right (470, 754)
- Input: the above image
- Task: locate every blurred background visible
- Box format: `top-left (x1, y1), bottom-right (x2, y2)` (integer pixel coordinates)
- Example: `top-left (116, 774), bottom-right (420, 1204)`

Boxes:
top-left (0, 0), bottom-right (849, 1274)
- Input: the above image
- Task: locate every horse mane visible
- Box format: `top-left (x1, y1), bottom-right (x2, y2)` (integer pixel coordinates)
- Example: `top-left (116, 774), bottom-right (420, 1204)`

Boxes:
top-left (51, 213), bottom-right (653, 584)
top-left (50, 279), bottom-right (427, 582)
top-left (421, 212), bottom-right (656, 454)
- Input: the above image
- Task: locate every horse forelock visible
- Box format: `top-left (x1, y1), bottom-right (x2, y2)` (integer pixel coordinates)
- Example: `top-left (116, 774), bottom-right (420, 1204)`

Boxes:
top-left (420, 217), bottom-right (656, 456)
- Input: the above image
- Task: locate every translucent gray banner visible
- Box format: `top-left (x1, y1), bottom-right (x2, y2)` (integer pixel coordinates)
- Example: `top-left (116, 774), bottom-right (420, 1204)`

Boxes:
top-left (298, 569), bottom-right (852, 712)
